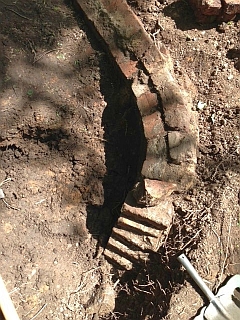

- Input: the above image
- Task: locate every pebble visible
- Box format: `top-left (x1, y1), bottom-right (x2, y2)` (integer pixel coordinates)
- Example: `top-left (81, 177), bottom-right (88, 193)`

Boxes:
top-left (197, 101), bottom-right (206, 110)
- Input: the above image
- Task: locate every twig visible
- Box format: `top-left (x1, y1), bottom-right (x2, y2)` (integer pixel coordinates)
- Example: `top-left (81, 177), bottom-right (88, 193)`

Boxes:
top-left (67, 266), bottom-right (101, 310)
top-left (33, 49), bottom-right (58, 64)
top-left (211, 152), bottom-right (235, 179)
top-left (5, 7), bottom-right (31, 20)
top-left (179, 229), bottom-right (202, 251)
top-left (133, 285), bottom-right (151, 295)
top-left (29, 303), bottom-right (47, 320)
top-left (0, 0), bottom-right (15, 5)
top-left (218, 214), bottom-right (232, 287)
top-left (2, 198), bottom-right (20, 211)
top-left (0, 178), bottom-right (20, 210)
top-left (0, 178), bottom-right (12, 187)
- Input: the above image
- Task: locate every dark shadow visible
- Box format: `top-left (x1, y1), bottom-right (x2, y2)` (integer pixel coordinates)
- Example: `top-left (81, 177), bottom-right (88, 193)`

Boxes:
top-left (163, 0), bottom-right (218, 31)
top-left (80, 26), bottom-right (147, 246)
top-left (111, 253), bottom-right (185, 320)
top-left (227, 48), bottom-right (240, 71)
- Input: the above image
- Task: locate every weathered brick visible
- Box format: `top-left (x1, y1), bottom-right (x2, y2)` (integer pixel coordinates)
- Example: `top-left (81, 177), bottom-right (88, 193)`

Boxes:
top-left (76, 0), bottom-right (199, 268)
top-left (222, 0), bottom-right (240, 14)
top-left (201, 0), bottom-right (222, 15)
top-left (164, 104), bottom-right (191, 131)
top-left (136, 91), bottom-right (159, 116)
top-left (168, 131), bottom-right (197, 165)
top-left (131, 179), bottom-right (177, 206)
top-left (141, 157), bottom-right (168, 180)
top-left (188, 0), bottom-right (240, 21)
top-left (77, 0), bottom-right (198, 188)
top-left (122, 201), bottom-right (173, 230)
top-left (142, 111), bottom-right (165, 139)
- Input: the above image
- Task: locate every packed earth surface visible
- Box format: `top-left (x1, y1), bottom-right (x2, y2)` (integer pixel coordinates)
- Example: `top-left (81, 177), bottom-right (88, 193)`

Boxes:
top-left (0, 0), bottom-right (239, 320)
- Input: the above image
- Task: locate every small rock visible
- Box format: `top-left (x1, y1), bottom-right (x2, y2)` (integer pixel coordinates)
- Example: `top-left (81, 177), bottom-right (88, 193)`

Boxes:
top-left (197, 101), bottom-right (206, 110)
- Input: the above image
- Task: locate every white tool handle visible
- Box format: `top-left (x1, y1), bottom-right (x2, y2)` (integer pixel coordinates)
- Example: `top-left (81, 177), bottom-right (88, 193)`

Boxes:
top-left (0, 276), bottom-right (20, 320)
top-left (177, 254), bottom-right (216, 302)
top-left (178, 254), bottom-right (232, 319)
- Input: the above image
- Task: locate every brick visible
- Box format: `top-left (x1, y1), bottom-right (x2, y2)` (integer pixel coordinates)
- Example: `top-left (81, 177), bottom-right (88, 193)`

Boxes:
top-left (76, 0), bottom-right (198, 269)
top-left (168, 131), bottom-right (197, 165)
top-left (117, 216), bottom-right (161, 237)
top-left (141, 157), bottom-right (168, 181)
top-left (146, 136), bottom-right (167, 159)
top-left (201, 0), bottom-right (222, 15)
top-left (76, 0), bottom-right (198, 190)
top-left (222, 0), bottom-right (240, 14)
top-left (112, 226), bottom-right (160, 251)
top-left (131, 179), bottom-right (177, 206)
top-left (164, 104), bottom-right (191, 131)
top-left (136, 91), bottom-right (159, 116)
top-left (104, 238), bottom-right (149, 270)
top-left (142, 111), bottom-right (165, 139)
top-left (122, 202), bottom-right (173, 230)
top-left (188, 0), bottom-right (222, 15)
top-left (104, 199), bottom-right (173, 268)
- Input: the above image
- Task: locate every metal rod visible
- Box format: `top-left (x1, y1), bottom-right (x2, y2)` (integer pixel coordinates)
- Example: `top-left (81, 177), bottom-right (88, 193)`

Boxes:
top-left (178, 253), bottom-right (215, 301)
top-left (178, 254), bottom-right (232, 319)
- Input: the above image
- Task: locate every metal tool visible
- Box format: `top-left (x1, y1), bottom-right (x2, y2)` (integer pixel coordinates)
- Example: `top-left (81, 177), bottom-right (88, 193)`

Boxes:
top-left (178, 253), bottom-right (240, 319)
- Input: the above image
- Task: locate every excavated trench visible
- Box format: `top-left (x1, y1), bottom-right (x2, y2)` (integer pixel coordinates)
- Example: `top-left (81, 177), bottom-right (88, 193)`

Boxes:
top-left (81, 31), bottom-right (181, 320)
top-left (73, 0), bottom-right (199, 318)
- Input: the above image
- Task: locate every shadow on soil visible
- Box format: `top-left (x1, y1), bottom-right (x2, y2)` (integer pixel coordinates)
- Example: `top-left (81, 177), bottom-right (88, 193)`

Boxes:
top-left (162, 0), bottom-right (216, 31)
top-left (86, 57), bottom-right (146, 246)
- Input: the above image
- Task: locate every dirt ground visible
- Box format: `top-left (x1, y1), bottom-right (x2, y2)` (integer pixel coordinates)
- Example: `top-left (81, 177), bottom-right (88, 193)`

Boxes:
top-left (0, 0), bottom-right (239, 319)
